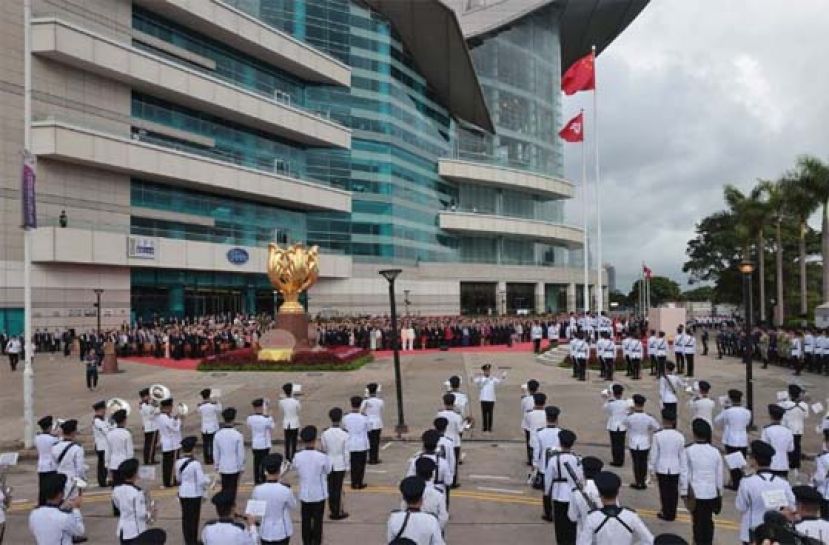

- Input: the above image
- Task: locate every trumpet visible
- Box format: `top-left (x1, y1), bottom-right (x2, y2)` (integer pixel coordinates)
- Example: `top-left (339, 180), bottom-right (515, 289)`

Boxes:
top-left (462, 416), bottom-right (475, 431)
top-left (51, 418), bottom-right (67, 434)
top-left (106, 398), bottom-right (132, 418)
top-left (263, 398), bottom-right (271, 416)
top-left (149, 384), bottom-right (171, 404)
top-left (0, 465), bottom-right (13, 505)
top-left (280, 459), bottom-right (292, 476)
top-left (66, 476), bottom-right (88, 499)
top-left (203, 473), bottom-right (220, 501)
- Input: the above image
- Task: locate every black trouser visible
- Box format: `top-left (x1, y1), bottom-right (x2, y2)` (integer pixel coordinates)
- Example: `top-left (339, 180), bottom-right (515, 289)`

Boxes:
top-left (38, 470), bottom-right (56, 505)
top-left (725, 445), bottom-right (747, 488)
top-left (821, 499), bottom-right (829, 520)
top-left (253, 447), bottom-right (270, 484)
top-left (692, 497), bottom-right (717, 545)
top-left (685, 354), bottom-right (695, 376)
top-left (86, 367), bottom-right (99, 389)
top-left (162, 449), bottom-right (179, 487)
top-left (625, 355), bottom-right (632, 376)
top-left (480, 401), bottom-right (495, 432)
top-left (542, 492), bottom-right (552, 520)
top-left (111, 468), bottom-right (124, 516)
top-left (675, 352), bottom-right (685, 374)
top-left (630, 448), bottom-right (649, 486)
top-left (771, 469), bottom-right (789, 479)
top-left (96, 449), bottom-right (107, 487)
top-left (202, 432), bottom-right (215, 465)
top-left (602, 357), bottom-right (614, 381)
top-left (327, 470), bottom-right (345, 517)
top-left (789, 434), bottom-right (802, 469)
top-left (143, 431), bottom-right (158, 465)
top-left (649, 355), bottom-right (657, 375)
top-left (180, 496), bottom-right (202, 545)
top-left (524, 430), bottom-right (532, 465)
top-left (657, 473), bottom-right (679, 520)
top-left (553, 500), bottom-right (577, 545)
top-left (453, 446), bottom-right (460, 486)
top-left (657, 356), bottom-right (666, 377)
top-left (702, 340), bottom-right (708, 355)
top-left (533, 338), bottom-right (541, 353)
top-left (7, 354), bottom-right (18, 371)
top-left (301, 500), bottom-right (325, 545)
top-left (349, 450), bottom-right (367, 487)
top-left (262, 539), bottom-right (290, 545)
top-left (221, 472), bottom-right (241, 505)
top-left (631, 358), bottom-right (641, 379)
top-left (609, 431), bottom-right (626, 466)
top-left (368, 429), bottom-right (381, 463)
top-left (574, 357), bottom-right (587, 381)
top-left (284, 428), bottom-right (299, 462)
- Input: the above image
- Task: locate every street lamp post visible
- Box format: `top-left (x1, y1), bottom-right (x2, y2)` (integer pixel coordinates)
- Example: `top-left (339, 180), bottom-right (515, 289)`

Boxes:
top-left (739, 259), bottom-right (755, 420)
top-left (379, 269), bottom-right (407, 435)
top-left (94, 289), bottom-right (104, 335)
top-left (403, 289), bottom-right (411, 317)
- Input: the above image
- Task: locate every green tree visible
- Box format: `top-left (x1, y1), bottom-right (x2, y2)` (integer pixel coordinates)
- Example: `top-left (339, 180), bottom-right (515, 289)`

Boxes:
top-left (781, 173), bottom-right (818, 317)
top-left (791, 155), bottom-right (829, 303)
top-left (628, 276), bottom-right (682, 308)
top-left (723, 184), bottom-right (769, 321)
top-left (758, 179), bottom-right (786, 325)
top-left (683, 211), bottom-right (744, 305)
top-left (682, 286), bottom-right (714, 301)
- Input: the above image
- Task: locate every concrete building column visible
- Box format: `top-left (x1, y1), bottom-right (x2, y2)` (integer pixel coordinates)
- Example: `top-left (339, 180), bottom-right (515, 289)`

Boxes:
top-left (497, 280), bottom-right (507, 315)
top-left (535, 281), bottom-right (545, 314)
top-left (566, 282), bottom-right (576, 312)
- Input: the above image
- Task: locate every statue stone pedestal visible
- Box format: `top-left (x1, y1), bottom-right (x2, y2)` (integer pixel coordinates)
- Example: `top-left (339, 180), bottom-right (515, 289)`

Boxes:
top-left (258, 313), bottom-right (320, 362)
top-left (275, 313), bottom-right (311, 349)
top-left (101, 341), bottom-right (119, 374)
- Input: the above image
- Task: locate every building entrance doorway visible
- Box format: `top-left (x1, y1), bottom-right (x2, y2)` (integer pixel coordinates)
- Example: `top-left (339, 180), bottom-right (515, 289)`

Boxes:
top-left (185, 289), bottom-right (243, 316)
top-left (461, 282), bottom-right (497, 315)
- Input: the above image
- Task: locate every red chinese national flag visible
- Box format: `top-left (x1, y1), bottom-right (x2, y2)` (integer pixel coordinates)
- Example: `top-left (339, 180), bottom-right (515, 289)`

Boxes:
top-left (558, 112), bottom-right (584, 142)
top-left (643, 264), bottom-right (653, 279)
top-left (562, 52), bottom-right (595, 95)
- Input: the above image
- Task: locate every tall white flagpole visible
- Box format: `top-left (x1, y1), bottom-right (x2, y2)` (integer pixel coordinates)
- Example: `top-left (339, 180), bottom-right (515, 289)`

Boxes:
top-left (592, 45), bottom-right (604, 313)
top-left (23, 0), bottom-right (35, 449)
top-left (580, 109), bottom-right (589, 313)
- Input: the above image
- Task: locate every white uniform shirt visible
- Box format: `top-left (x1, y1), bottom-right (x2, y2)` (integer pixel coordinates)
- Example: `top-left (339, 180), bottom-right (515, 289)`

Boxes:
top-left (436, 409), bottom-right (463, 446)
top-left (814, 451), bottom-right (829, 500)
top-left (647, 335), bottom-right (657, 358)
top-left (320, 426), bottom-right (350, 472)
top-left (157, 413), bottom-right (182, 452)
top-left (342, 412), bottom-right (370, 452)
top-left (576, 506), bottom-right (654, 545)
top-left (436, 435), bottom-right (456, 475)
top-left (52, 440), bottom-right (85, 481)
top-left (567, 479), bottom-right (602, 529)
top-left (679, 442), bottom-right (724, 499)
top-left (201, 519), bottom-right (258, 545)
top-left (683, 335), bottom-right (696, 355)
top-left (176, 456), bottom-right (210, 498)
top-left (604, 399), bottom-right (631, 432)
top-left (214, 426), bottom-right (245, 474)
top-left (199, 401), bottom-right (222, 434)
top-left (35, 432), bottom-right (59, 472)
top-left (387, 510), bottom-right (445, 545)
top-left (791, 337), bottom-right (803, 358)
top-left (522, 409), bottom-right (547, 446)
top-left (817, 335), bottom-right (827, 357)
top-left (29, 505), bottom-right (85, 545)
top-left (450, 391), bottom-right (469, 418)
top-left (531, 325), bottom-right (543, 340)
top-left (574, 339), bottom-right (589, 359)
top-left (520, 394), bottom-right (535, 427)
top-left (736, 471), bottom-right (795, 542)
top-left (656, 337), bottom-right (668, 357)
top-left (796, 517), bottom-right (829, 544)
top-left (648, 428), bottom-right (684, 475)
top-left (534, 427), bottom-right (561, 471)
top-left (360, 396), bottom-right (384, 430)
top-left (659, 374), bottom-right (683, 405)
top-left (111, 483), bottom-right (147, 540)
top-left (246, 414), bottom-right (275, 450)
top-left (597, 338), bottom-right (615, 359)
top-left (624, 412), bottom-right (661, 450)
top-left (714, 406), bottom-right (752, 448)
top-left (629, 339), bottom-right (643, 359)
top-left (92, 416), bottom-right (112, 451)
top-left (674, 333), bottom-right (686, 354)
top-left (292, 449), bottom-right (331, 502)
top-left (251, 481), bottom-right (297, 542)
top-left (104, 427), bottom-right (134, 470)
top-left (139, 401), bottom-right (158, 433)
top-left (779, 400), bottom-right (808, 435)
top-left (760, 423), bottom-right (795, 472)
top-left (804, 334), bottom-right (815, 354)
top-left (399, 483), bottom-right (448, 530)
top-left (279, 397), bottom-right (301, 430)
top-left (544, 452), bottom-right (582, 502)
top-left (406, 453), bottom-right (453, 492)
top-left (688, 397), bottom-right (715, 426)
top-left (473, 375), bottom-right (503, 402)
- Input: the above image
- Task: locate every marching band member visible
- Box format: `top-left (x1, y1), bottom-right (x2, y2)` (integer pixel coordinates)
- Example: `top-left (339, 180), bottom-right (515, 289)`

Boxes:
top-left (214, 407), bottom-right (245, 505)
top-left (293, 426), bottom-right (332, 545)
top-left (407, 430), bottom-right (453, 501)
top-left (246, 398), bottom-right (275, 485)
top-left (29, 473), bottom-right (85, 545)
top-left (436, 394), bottom-right (462, 486)
top-left (735, 440), bottom-right (795, 544)
top-left (343, 396), bottom-right (370, 489)
top-left (36, 415), bottom-right (59, 506)
top-left (534, 406), bottom-right (562, 515)
top-left (649, 409), bottom-right (683, 521)
top-left (176, 436), bottom-right (210, 545)
top-left (658, 362), bottom-right (683, 414)
top-left (361, 383), bottom-right (384, 464)
top-left (138, 389), bottom-right (159, 465)
top-left (157, 399), bottom-right (182, 488)
top-left (521, 380), bottom-right (541, 465)
top-left (625, 394), bottom-right (660, 490)
top-left (111, 458), bottom-right (148, 543)
top-left (544, 429), bottom-right (582, 545)
top-left (52, 420), bottom-right (85, 501)
top-left (688, 380), bottom-right (715, 427)
top-left (603, 384), bottom-right (630, 467)
top-left (473, 364), bottom-right (504, 432)
top-left (523, 393), bottom-right (548, 467)
top-left (388, 476), bottom-right (445, 545)
top-left (780, 384), bottom-right (809, 482)
top-left (320, 407), bottom-right (350, 520)
top-left (201, 490), bottom-right (258, 545)
top-left (792, 485), bottom-right (829, 543)
top-left (567, 456), bottom-right (604, 533)
top-left (250, 453), bottom-right (298, 545)
top-left (105, 410), bottom-right (133, 489)
top-left (576, 471), bottom-right (653, 545)
top-left (715, 389), bottom-right (752, 490)
top-left (198, 389), bottom-right (221, 466)
top-left (813, 429), bottom-right (829, 519)
top-left (404, 458), bottom-right (448, 532)
top-left (92, 400), bottom-right (112, 488)
top-left (447, 376), bottom-right (468, 422)
top-left (680, 419), bottom-right (724, 545)
top-left (279, 383), bottom-right (301, 462)
top-left (761, 404), bottom-right (795, 479)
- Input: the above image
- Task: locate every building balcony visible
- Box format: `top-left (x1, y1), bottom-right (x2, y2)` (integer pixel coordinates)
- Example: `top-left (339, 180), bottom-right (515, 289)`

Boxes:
top-left (31, 120), bottom-right (351, 213)
top-left (132, 0), bottom-right (350, 87)
top-left (438, 158), bottom-right (574, 199)
top-left (438, 210), bottom-right (583, 248)
top-left (31, 226), bottom-right (352, 279)
top-left (31, 18), bottom-right (350, 149)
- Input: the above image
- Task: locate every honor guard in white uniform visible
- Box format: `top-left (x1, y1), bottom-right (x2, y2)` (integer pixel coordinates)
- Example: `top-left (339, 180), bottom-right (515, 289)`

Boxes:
top-left (735, 440), bottom-right (795, 543)
top-left (793, 485), bottom-right (829, 545)
top-left (198, 389), bottom-right (222, 466)
top-left (604, 385), bottom-right (631, 467)
top-left (647, 330), bottom-right (658, 376)
top-left (813, 429), bottom-right (829, 519)
top-left (279, 383), bottom-right (301, 462)
top-left (473, 364), bottom-right (504, 432)
top-left (343, 396), bottom-right (370, 489)
top-left (622, 333), bottom-right (632, 377)
top-left (111, 459), bottom-right (148, 542)
top-left (649, 409), bottom-right (684, 521)
top-left (407, 430), bottom-right (453, 509)
top-left (567, 457), bottom-right (604, 533)
top-left (576, 471), bottom-right (654, 545)
top-left (674, 326), bottom-right (686, 375)
top-left (214, 407), bottom-right (245, 505)
top-left (201, 490), bottom-right (258, 545)
top-left (761, 404), bottom-right (795, 478)
top-left (138, 388), bottom-right (159, 465)
top-left (624, 395), bottom-right (661, 490)
top-left (29, 473), bottom-right (85, 545)
top-left (404, 458), bottom-right (449, 531)
top-left (250, 453), bottom-right (298, 545)
top-left (521, 380), bottom-right (541, 464)
top-left (105, 409), bottom-right (134, 487)
top-left (629, 335), bottom-right (644, 380)
top-left (655, 332), bottom-right (668, 377)
top-left (804, 329), bottom-right (816, 372)
top-left (361, 383), bottom-right (384, 464)
top-left (596, 332), bottom-right (616, 381)
top-left (52, 420), bottom-right (86, 499)
top-left (680, 419), bottom-right (724, 545)
top-left (320, 407), bottom-right (350, 520)
top-left (157, 398), bottom-right (183, 488)
top-left (688, 380), bottom-right (715, 427)
top-left (92, 400), bottom-right (112, 488)
top-left (572, 332), bottom-right (589, 381)
top-left (658, 362), bottom-right (684, 414)
top-left (816, 331), bottom-right (828, 374)
top-left (388, 476), bottom-right (445, 545)
top-left (544, 429), bottom-right (582, 545)
top-left (246, 398), bottom-right (275, 485)
top-left (714, 389), bottom-right (752, 489)
top-left (534, 406), bottom-right (563, 508)
top-left (36, 415), bottom-right (60, 506)
top-left (293, 426), bottom-right (332, 545)
top-left (780, 384), bottom-right (809, 480)
top-left (522, 392), bottom-right (547, 467)
top-left (176, 436), bottom-right (210, 545)
top-left (792, 332), bottom-right (804, 375)
top-left (683, 331), bottom-right (696, 377)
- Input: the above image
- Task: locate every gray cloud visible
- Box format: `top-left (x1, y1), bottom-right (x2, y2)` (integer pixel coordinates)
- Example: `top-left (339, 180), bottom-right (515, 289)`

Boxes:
top-left (562, 0), bottom-right (829, 292)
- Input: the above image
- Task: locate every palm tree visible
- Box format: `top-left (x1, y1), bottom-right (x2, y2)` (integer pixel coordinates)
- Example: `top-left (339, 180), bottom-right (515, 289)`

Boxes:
top-left (758, 179), bottom-right (786, 325)
top-left (780, 174), bottom-right (817, 317)
top-left (724, 184), bottom-right (768, 322)
top-left (794, 156), bottom-right (829, 303)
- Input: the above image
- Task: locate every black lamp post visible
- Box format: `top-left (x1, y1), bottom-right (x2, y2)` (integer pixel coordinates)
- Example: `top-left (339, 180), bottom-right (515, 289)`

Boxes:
top-left (93, 289), bottom-right (104, 335)
top-left (739, 259), bottom-right (755, 419)
top-left (379, 269), bottom-right (407, 435)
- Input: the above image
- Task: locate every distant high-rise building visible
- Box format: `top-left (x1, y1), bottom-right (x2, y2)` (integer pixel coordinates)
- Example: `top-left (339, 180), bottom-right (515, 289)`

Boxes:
top-left (605, 264), bottom-right (617, 293)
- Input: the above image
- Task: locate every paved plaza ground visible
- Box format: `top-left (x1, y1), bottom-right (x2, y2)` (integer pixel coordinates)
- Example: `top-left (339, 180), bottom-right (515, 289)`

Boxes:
top-left (1, 345), bottom-right (826, 544)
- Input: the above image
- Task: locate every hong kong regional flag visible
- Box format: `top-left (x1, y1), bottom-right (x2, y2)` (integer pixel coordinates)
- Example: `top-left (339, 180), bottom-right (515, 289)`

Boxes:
top-left (561, 52), bottom-right (595, 95)
top-left (558, 112), bottom-right (584, 142)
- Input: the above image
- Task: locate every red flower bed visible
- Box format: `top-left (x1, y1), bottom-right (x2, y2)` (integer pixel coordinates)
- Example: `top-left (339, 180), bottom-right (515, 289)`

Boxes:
top-left (198, 346), bottom-right (372, 371)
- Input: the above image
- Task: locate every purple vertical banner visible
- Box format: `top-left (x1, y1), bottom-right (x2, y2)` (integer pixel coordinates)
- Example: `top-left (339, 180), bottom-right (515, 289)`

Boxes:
top-left (21, 152), bottom-right (36, 229)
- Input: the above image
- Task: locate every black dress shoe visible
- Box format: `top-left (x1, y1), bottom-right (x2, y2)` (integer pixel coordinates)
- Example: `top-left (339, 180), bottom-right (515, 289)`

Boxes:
top-left (541, 515), bottom-right (553, 522)
top-left (330, 513), bottom-right (350, 520)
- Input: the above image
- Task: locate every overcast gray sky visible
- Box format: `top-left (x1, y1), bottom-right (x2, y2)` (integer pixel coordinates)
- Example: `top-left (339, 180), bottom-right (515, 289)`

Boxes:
top-left (562, 0), bottom-right (829, 293)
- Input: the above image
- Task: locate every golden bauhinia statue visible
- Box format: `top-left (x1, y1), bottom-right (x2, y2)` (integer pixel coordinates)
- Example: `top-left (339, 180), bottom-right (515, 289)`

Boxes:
top-left (267, 243), bottom-right (319, 314)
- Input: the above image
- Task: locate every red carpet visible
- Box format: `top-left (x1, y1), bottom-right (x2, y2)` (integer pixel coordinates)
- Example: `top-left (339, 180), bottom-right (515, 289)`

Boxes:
top-left (121, 356), bottom-right (200, 371)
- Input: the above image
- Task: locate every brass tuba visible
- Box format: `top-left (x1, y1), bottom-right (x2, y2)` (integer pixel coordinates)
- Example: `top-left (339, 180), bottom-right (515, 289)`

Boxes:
top-left (106, 398), bottom-right (132, 418)
top-left (149, 384), bottom-right (171, 404)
